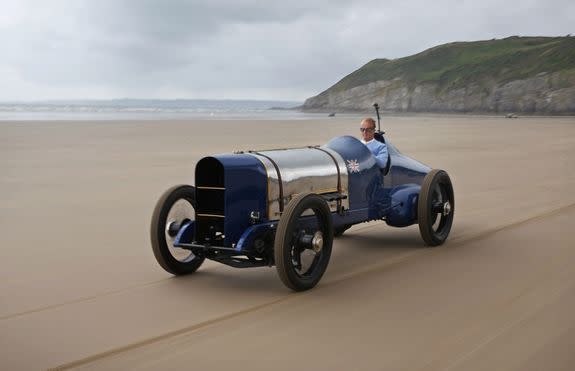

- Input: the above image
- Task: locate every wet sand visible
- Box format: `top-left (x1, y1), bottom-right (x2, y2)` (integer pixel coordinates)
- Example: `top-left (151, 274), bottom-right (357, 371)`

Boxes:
top-left (1, 116), bottom-right (574, 370)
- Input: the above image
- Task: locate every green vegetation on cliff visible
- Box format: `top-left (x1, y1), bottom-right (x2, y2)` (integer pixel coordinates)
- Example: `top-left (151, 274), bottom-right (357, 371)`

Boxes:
top-left (329, 36), bottom-right (575, 93)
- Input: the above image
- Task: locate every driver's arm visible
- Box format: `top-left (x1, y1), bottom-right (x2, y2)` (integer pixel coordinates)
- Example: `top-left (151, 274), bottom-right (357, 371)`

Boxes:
top-left (373, 143), bottom-right (388, 168)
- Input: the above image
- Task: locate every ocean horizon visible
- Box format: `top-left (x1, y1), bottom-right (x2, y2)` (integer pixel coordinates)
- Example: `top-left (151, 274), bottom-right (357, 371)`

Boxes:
top-left (0, 98), bottom-right (340, 121)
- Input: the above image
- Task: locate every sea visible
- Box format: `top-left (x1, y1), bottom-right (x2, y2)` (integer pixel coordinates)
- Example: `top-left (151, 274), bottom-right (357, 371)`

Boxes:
top-left (0, 99), bottom-right (340, 121)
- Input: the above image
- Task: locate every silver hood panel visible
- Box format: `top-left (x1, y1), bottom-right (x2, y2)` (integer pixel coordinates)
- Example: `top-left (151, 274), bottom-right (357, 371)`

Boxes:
top-left (248, 146), bottom-right (349, 220)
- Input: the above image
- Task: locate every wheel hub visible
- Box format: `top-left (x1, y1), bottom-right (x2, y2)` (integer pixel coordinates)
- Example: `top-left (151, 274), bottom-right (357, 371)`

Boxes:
top-left (443, 201), bottom-right (452, 216)
top-left (311, 231), bottom-right (323, 253)
top-left (164, 199), bottom-right (195, 262)
top-left (298, 230), bottom-right (324, 253)
top-left (166, 221), bottom-right (181, 238)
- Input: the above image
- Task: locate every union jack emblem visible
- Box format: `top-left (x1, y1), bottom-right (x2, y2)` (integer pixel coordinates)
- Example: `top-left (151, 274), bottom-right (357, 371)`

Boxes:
top-left (346, 159), bottom-right (360, 173)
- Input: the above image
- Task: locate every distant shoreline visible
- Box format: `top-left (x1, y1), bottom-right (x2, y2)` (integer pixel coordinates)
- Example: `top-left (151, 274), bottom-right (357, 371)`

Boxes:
top-left (1, 98), bottom-right (573, 119)
top-left (299, 108), bottom-right (575, 117)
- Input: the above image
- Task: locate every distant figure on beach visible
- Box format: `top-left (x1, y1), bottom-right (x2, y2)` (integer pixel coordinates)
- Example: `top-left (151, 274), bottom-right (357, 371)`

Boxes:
top-left (359, 117), bottom-right (388, 168)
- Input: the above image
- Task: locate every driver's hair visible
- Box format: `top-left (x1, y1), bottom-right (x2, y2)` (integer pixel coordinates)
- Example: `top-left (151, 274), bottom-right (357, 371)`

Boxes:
top-left (362, 117), bottom-right (376, 129)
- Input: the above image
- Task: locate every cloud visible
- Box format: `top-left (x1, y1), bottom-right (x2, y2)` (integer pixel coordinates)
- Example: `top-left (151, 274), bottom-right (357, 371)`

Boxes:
top-left (0, 0), bottom-right (573, 100)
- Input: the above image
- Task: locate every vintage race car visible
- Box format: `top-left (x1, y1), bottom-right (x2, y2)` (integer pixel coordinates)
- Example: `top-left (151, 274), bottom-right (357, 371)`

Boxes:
top-left (150, 123), bottom-right (454, 291)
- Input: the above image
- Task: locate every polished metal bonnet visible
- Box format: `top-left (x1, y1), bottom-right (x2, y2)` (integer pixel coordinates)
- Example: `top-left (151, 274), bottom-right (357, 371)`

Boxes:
top-left (247, 146), bottom-right (349, 220)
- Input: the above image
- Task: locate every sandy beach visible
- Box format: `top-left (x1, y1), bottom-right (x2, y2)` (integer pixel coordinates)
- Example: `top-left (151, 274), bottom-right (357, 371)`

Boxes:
top-left (1, 115), bottom-right (575, 370)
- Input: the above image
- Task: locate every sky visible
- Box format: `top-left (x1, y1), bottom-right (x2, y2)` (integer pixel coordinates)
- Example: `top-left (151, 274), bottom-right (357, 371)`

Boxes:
top-left (0, 0), bottom-right (573, 102)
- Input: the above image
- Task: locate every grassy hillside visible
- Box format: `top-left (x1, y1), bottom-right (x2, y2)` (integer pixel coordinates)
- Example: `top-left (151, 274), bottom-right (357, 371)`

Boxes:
top-left (328, 36), bottom-right (575, 94)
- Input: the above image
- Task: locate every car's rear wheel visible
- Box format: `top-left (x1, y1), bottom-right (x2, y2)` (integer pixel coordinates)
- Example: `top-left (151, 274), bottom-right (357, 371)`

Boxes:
top-left (418, 169), bottom-right (454, 246)
top-left (274, 193), bottom-right (334, 291)
top-left (150, 185), bottom-right (205, 275)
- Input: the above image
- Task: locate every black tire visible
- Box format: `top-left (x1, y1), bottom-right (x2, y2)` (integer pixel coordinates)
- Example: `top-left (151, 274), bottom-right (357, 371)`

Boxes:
top-left (274, 193), bottom-right (334, 291)
top-left (150, 185), bottom-right (205, 275)
top-left (418, 169), bottom-right (455, 246)
top-left (334, 224), bottom-right (351, 237)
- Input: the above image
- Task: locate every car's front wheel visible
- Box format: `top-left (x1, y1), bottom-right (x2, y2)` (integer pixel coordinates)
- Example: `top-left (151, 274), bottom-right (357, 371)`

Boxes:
top-left (274, 193), bottom-right (334, 291)
top-left (150, 185), bottom-right (205, 275)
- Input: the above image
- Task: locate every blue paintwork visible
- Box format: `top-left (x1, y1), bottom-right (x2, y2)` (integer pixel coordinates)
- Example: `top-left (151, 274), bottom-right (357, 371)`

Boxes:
top-left (218, 154), bottom-right (267, 247)
top-left (324, 136), bottom-right (381, 213)
top-left (191, 135), bottom-right (432, 253)
top-left (235, 222), bottom-right (275, 252)
top-left (324, 135), bottom-right (429, 228)
top-left (385, 142), bottom-right (431, 187)
top-left (385, 184), bottom-right (421, 227)
top-left (195, 154), bottom-right (267, 247)
top-left (382, 141), bottom-right (431, 227)
top-left (175, 220), bottom-right (273, 254)
top-left (174, 220), bottom-right (194, 245)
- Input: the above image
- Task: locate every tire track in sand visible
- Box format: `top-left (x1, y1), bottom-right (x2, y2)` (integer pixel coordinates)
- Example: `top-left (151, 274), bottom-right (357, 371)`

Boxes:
top-left (46, 201), bottom-right (575, 371)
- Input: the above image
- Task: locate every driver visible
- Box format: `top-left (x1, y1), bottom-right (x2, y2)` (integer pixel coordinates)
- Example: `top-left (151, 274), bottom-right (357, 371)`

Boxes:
top-left (359, 117), bottom-right (388, 168)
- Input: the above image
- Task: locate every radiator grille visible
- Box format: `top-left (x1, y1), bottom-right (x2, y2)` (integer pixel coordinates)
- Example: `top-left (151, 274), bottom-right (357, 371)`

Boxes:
top-left (195, 157), bottom-right (225, 244)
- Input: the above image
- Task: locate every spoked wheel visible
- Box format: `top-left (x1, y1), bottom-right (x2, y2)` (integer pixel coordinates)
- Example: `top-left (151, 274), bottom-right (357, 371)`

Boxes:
top-left (150, 185), bottom-right (205, 275)
top-left (418, 169), bottom-right (455, 246)
top-left (274, 193), bottom-right (334, 291)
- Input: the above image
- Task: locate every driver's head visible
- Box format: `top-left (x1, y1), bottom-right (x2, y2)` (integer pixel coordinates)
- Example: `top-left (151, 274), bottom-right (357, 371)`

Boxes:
top-left (360, 118), bottom-right (376, 142)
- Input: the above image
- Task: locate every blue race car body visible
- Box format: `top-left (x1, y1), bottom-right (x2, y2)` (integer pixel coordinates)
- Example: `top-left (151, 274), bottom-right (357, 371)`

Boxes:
top-left (151, 133), bottom-right (454, 290)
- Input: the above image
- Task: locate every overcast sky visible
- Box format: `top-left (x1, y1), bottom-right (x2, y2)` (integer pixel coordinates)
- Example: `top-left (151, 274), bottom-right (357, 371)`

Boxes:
top-left (0, 0), bottom-right (573, 101)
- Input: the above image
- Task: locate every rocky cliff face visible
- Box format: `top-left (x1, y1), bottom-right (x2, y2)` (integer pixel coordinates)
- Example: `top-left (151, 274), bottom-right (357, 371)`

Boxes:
top-left (303, 71), bottom-right (575, 114)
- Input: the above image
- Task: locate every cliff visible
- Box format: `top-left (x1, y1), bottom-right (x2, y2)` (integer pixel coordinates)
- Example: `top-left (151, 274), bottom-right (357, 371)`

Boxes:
top-left (303, 36), bottom-right (575, 114)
